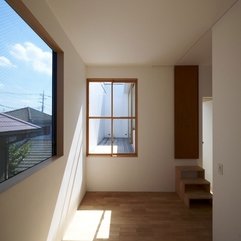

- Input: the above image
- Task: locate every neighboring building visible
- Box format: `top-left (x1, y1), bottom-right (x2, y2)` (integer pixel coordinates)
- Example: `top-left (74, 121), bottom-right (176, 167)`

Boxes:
top-left (0, 112), bottom-right (41, 134)
top-left (0, 113), bottom-right (41, 181)
top-left (6, 107), bottom-right (52, 140)
top-left (0, 111), bottom-right (53, 180)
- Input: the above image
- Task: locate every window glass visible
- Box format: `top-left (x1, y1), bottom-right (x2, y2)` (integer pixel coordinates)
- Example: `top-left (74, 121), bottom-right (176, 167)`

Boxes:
top-left (113, 83), bottom-right (130, 117)
top-left (0, 1), bottom-right (56, 182)
top-left (89, 82), bottom-right (111, 117)
top-left (89, 119), bottom-right (111, 154)
top-left (113, 119), bottom-right (135, 154)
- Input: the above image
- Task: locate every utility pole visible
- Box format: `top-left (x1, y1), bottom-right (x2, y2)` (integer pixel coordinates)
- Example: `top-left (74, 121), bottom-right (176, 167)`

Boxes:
top-left (41, 91), bottom-right (45, 112)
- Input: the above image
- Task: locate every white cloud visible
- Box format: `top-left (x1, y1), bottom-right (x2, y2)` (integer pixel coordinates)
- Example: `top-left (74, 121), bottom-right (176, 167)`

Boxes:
top-left (10, 42), bottom-right (52, 75)
top-left (0, 82), bottom-right (4, 89)
top-left (0, 56), bottom-right (16, 68)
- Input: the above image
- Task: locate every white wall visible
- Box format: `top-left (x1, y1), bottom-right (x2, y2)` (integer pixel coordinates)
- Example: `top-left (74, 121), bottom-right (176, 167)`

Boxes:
top-left (0, 1), bottom-right (86, 241)
top-left (212, 1), bottom-right (241, 240)
top-left (86, 66), bottom-right (203, 192)
top-left (202, 99), bottom-right (213, 190)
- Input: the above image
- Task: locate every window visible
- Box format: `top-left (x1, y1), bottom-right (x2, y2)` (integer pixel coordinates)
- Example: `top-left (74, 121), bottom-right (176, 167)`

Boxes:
top-left (87, 79), bottom-right (137, 156)
top-left (0, 1), bottom-right (63, 184)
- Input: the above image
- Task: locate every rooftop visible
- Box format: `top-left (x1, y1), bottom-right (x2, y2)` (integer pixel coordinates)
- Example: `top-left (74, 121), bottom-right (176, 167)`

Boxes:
top-left (0, 113), bottom-right (40, 134)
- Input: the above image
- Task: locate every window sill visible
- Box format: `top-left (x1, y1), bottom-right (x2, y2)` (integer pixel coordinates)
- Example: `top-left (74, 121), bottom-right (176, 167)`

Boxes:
top-left (0, 155), bottom-right (60, 193)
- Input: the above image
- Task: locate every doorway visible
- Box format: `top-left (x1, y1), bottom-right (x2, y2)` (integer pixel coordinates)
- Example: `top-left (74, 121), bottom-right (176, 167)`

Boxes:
top-left (202, 97), bottom-right (213, 191)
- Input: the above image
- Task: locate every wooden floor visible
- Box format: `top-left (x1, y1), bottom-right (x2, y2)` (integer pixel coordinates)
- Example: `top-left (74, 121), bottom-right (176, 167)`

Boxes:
top-left (99, 138), bottom-right (134, 153)
top-left (75, 192), bottom-right (212, 241)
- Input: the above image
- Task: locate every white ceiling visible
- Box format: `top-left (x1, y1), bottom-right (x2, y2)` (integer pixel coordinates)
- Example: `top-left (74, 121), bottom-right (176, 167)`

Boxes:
top-left (178, 30), bottom-right (212, 65)
top-left (47, 0), bottom-right (237, 66)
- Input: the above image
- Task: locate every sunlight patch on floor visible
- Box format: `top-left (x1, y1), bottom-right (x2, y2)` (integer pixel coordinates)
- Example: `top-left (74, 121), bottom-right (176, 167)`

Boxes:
top-left (63, 210), bottom-right (112, 241)
top-left (96, 211), bottom-right (111, 239)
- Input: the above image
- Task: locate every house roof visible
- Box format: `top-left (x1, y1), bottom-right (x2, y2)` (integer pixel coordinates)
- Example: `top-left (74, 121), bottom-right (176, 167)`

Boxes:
top-left (0, 113), bottom-right (40, 134)
top-left (5, 107), bottom-right (52, 124)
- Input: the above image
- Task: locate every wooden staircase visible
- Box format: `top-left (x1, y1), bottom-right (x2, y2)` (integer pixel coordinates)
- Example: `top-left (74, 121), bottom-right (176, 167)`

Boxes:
top-left (175, 166), bottom-right (212, 207)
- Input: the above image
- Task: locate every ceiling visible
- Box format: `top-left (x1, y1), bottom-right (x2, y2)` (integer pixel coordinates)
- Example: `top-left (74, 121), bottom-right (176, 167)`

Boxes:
top-left (47, 0), bottom-right (237, 66)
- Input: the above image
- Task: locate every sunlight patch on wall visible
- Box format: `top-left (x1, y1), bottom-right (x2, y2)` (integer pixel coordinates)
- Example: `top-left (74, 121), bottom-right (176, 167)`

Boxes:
top-left (46, 108), bottom-right (84, 241)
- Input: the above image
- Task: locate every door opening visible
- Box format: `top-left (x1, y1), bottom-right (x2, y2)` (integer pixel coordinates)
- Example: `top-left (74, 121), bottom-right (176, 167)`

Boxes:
top-left (202, 97), bottom-right (213, 191)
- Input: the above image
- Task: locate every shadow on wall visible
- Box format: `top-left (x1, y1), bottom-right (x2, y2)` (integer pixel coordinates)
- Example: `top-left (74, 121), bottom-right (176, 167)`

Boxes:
top-left (46, 107), bottom-right (85, 241)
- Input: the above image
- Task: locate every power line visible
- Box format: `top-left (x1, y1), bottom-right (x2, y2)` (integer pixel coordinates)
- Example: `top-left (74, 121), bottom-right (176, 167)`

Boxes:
top-left (0, 91), bottom-right (51, 97)
top-left (0, 104), bottom-right (15, 110)
top-left (0, 91), bottom-right (52, 113)
top-left (0, 91), bottom-right (37, 96)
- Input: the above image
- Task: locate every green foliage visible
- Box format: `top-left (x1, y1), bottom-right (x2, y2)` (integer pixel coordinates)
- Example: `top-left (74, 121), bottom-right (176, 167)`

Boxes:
top-left (9, 141), bottom-right (31, 175)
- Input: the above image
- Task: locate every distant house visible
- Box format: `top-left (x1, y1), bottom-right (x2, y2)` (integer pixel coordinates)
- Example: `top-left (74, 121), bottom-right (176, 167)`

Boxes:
top-left (0, 113), bottom-right (42, 180)
top-left (0, 112), bottom-right (41, 136)
top-left (6, 107), bottom-right (52, 139)
top-left (0, 109), bottom-right (53, 180)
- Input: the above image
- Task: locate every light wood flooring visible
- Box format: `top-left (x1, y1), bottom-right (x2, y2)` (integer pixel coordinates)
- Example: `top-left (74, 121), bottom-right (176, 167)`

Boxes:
top-left (76, 192), bottom-right (212, 241)
top-left (99, 138), bottom-right (134, 153)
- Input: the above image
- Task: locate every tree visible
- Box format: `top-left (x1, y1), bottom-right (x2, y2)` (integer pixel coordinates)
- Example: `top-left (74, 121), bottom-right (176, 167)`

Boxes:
top-left (8, 141), bottom-right (31, 176)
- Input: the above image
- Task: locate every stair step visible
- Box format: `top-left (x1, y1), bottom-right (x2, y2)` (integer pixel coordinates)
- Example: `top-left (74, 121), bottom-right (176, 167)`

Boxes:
top-left (176, 166), bottom-right (204, 172)
top-left (176, 166), bottom-right (212, 207)
top-left (176, 166), bottom-right (204, 180)
top-left (185, 191), bottom-right (212, 200)
top-left (183, 191), bottom-right (212, 207)
top-left (181, 178), bottom-right (210, 185)
top-left (181, 178), bottom-right (210, 193)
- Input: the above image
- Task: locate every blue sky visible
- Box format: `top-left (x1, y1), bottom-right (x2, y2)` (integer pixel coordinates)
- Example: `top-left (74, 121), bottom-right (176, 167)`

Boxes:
top-left (0, 0), bottom-right (53, 115)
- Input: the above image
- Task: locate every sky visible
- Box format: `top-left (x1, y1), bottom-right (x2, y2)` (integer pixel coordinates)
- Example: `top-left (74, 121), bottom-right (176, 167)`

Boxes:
top-left (0, 0), bottom-right (53, 115)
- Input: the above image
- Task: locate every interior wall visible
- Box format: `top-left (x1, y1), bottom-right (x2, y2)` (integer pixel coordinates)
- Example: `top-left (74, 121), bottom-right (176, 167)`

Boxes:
top-left (0, 1), bottom-right (86, 241)
top-left (86, 66), bottom-right (204, 192)
top-left (212, 1), bottom-right (241, 240)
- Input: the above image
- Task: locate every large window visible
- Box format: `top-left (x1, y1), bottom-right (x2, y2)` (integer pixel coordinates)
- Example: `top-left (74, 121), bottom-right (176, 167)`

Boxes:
top-left (87, 79), bottom-right (137, 156)
top-left (0, 1), bottom-right (63, 184)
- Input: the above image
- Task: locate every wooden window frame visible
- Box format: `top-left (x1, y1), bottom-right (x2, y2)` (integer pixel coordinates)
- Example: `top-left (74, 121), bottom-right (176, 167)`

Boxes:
top-left (87, 78), bottom-right (138, 157)
top-left (0, 0), bottom-right (64, 192)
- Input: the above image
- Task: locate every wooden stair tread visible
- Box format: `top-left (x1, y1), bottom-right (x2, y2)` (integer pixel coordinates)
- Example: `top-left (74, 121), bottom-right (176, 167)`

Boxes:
top-left (176, 166), bottom-right (203, 172)
top-left (181, 178), bottom-right (210, 185)
top-left (185, 191), bottom-right (212, 200)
